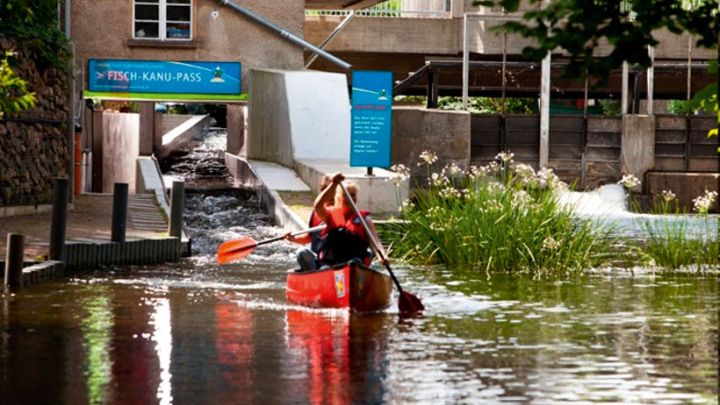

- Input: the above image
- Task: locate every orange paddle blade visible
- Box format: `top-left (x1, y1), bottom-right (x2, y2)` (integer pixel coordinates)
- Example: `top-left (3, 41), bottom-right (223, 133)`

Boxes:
top-left (398, 291), bottom-right (425, 315)
top-left (216, 237), bottom-right (258, 264)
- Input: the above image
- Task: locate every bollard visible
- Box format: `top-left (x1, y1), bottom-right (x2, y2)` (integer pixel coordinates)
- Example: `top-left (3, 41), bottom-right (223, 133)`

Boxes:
top-left (168, 181), bottom-right (185, 240)
top-left (4, 234), bottom-right (25, 288)
top-left (111, 183), bottom-right (129, 243)
top-left (49, 178), bottom-right (69, 262)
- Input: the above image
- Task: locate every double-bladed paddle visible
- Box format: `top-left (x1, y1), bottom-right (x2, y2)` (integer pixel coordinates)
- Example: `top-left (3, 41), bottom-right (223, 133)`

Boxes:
top-left (216, 225), bottom-right (326, 264)
top-left (339, 182), bottom-right (425, 315)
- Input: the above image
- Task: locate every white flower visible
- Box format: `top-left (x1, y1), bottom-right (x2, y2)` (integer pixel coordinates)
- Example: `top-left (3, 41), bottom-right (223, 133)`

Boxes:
top-left (511, 189), bottom-right (531, 208)
top-left (487, 162), bottom-right (500, 174)
top-left (660, 190), bottom-right (676, 203)
top-left (618, 174), bottom-right (641, 189)
top-left (430, 172), bottom-right (449, 187)
top-left (693, 190), bottom-right (718, 214)
top-left (439, 186), bottom-right (460, 199)
top-left (387, 164), bottom-right (410, 186)
top-left (442, 163), bottom-right (462, 176)
top-left (542, 236), bottom-right (559, 251)
top-left (495, 151), bottom-right (515, 163)
top-left (418, 150), bottom-right (438, 166)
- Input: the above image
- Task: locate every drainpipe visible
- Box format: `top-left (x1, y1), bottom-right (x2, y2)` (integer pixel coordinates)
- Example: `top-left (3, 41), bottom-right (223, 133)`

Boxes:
top-left (304, 10), bottom-right (355, 69)
top-left (219, 0), bottom-right (352, 71)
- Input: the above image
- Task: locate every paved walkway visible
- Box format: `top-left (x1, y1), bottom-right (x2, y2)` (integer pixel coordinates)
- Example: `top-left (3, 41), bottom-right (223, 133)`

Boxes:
top-left (0, 193), bottom-right (168, 261)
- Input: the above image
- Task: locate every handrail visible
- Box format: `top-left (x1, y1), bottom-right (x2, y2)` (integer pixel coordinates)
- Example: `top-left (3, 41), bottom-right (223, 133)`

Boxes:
top-left (220, 0), bottom-right (352, 70)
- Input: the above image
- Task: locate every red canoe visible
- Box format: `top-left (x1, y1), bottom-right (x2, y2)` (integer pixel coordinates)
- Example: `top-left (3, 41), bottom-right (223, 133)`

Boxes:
top-left (286, 261), bottom-right (393, 312)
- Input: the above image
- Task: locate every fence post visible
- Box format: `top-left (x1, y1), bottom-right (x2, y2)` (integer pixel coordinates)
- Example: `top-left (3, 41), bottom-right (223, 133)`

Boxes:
top-left (168, 181), bottom-right (185, 240)
top-left (49, 178), bottom-right (69, 261)
top-left (111, 183), bottom-right (129, 243)
top-left (4, 234), bottom-right (25, 289)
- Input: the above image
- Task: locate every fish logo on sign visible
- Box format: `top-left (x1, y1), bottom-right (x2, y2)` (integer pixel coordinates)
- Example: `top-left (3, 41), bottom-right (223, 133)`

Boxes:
top-left (334, 271), bottom-right (346, 298)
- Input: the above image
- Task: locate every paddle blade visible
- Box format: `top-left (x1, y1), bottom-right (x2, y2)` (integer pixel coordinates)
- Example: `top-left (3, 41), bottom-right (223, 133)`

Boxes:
top-left (398, 291), bottom-right (424, 314)
top-left (216, 237), bottom-right (258, 264)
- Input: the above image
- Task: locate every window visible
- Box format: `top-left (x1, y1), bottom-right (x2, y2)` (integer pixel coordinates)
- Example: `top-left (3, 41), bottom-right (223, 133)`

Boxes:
top-left (134, 0), bottom-right (192, 40)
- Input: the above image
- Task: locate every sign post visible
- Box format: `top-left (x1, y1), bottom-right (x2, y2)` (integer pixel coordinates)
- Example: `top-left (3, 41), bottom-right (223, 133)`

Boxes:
top-left (350, 71), bottom-right (393, 172)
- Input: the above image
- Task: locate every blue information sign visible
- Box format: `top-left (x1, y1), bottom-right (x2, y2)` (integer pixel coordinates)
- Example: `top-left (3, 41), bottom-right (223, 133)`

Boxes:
top-left (350, 71), bottom-right (393, 168)
top-left (88, 59), bottom-right (241, 95)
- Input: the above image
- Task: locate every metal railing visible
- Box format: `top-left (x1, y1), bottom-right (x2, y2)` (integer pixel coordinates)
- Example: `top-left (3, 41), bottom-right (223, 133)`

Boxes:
top-left (306, 0), bottom-right (451, 18)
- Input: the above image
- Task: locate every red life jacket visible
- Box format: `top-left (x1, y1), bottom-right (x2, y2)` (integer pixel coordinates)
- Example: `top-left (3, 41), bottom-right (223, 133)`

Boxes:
top-left (319, 206), bottom-right (371, 265)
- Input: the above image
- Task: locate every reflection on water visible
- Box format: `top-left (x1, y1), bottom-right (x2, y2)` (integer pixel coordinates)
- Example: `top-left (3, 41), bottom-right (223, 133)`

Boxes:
top-left (0, 263), bottom-right (716, 404)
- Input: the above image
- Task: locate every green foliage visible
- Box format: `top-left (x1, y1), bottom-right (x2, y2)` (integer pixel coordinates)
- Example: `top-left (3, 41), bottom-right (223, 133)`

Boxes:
top-left (474, 0), bottom-right (718, 81)
top-left (0, 0), bottom-right (70, 69)
top-left (0, 50), bottom-right (36, 117)
top-left (438, 96), bottom-right (538, 114)
top-left (638, 218), bottom-right (719, 270)
top-left (667, 100), bottom-right (694, 115)
top-left (598, 99), bottom-right (621, 116)
top-left (385, 157), bottom-right (614, 274)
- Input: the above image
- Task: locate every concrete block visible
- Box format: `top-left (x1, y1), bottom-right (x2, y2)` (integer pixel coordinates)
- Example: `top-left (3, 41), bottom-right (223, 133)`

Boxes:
top-left (621, 115), bottom-right (656, 192)
top-left (248, 69), bottom-right (351, 167)
top-left (391, 107), bottom-right (471, 179)
top-left (646, 172), bottom-right (720, 213)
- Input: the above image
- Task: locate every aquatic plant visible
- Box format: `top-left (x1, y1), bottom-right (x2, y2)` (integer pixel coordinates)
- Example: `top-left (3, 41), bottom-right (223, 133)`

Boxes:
top-left (638, 189), bottom-right (719, 270)
top-left (386, 152), bottom-right (614, 274)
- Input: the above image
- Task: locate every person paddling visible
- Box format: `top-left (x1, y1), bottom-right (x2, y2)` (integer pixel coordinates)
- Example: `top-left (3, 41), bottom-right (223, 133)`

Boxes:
top-left (285, 175), bottom-right (332, 271)
top-left (313, 173), bottom-right (389, 267)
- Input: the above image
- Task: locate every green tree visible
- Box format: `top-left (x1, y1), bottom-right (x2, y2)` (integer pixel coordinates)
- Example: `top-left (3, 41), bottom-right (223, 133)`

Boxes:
top-left (474, 0), bottom-right (718, 136)
top-left (0, 51), bottom-right (35, 118)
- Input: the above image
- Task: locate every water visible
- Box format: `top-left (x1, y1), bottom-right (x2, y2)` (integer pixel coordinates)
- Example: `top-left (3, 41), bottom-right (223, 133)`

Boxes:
top-left (558, 184), bottom-right (719, 239)
top-left (1, 259), bottom-right (716, 403)
top-left (1, 130), bottom-right (717, 404)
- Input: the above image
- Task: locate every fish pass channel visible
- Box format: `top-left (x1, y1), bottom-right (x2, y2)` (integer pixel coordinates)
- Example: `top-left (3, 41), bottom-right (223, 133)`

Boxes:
top-left (0, 129), bottom-right (717, 404)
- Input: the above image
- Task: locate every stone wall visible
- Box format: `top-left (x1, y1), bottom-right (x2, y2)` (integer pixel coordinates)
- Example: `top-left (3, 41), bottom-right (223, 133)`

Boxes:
top-left (0, 37), bottom-right (70, 207)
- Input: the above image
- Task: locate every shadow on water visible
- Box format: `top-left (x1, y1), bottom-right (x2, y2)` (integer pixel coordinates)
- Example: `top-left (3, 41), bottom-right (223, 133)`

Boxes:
top-left (0, 129), bottom-right (717, 403)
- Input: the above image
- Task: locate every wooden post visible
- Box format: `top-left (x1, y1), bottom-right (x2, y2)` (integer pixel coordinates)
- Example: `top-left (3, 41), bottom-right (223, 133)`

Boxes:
top-left (111, 183), bottom-right (129, 243)
top-left (168, 181), bottom-right (185, 239)
top-left (49, 178), bottom-right (69, 261)
top-left (4, 234), bottom-right (24, 288)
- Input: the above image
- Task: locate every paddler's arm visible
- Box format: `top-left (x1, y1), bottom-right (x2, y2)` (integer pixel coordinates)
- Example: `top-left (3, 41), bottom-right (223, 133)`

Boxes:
top-left (313, 172), bottom-right (344, 221)
top-left (366, 217), bottom-right (390, 267)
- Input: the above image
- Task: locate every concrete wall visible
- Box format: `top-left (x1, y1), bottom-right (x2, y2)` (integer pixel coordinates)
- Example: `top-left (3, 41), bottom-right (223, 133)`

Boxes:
top-left (227, 103), bottom-right (248, 155)
top-left (72, 0), bottom-right (304, 94)
top-left (247, 69), bottom-right (351, 167)
top-left (102, 112), bottom-right (140, 193)
top-left (391, 107), bottom-right (471, 178)
top-left (305, 15), bottom-right (715, 59)
top-left (621, 115), bottom-right (655, 192)
top-left (157, 115), bottom-right (210, 159)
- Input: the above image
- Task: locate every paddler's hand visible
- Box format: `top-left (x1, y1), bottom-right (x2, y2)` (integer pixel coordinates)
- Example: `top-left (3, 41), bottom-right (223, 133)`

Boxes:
top-left (381, 257), bottom-right (390, 267)
top-left (331, 172), bottom-right (345, 184)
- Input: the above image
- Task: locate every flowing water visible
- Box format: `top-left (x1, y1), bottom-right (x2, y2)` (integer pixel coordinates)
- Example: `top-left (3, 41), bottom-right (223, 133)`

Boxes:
top-left (1, 130), bottom-right (717, 404)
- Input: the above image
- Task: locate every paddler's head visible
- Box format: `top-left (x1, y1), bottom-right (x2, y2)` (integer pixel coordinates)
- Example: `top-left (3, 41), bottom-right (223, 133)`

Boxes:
top-left (336, 182), bottom-right (359, 214)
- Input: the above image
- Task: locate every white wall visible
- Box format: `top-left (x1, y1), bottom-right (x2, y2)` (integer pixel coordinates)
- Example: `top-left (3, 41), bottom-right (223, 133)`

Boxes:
top-left (248, 69), bottom-right (351, 167)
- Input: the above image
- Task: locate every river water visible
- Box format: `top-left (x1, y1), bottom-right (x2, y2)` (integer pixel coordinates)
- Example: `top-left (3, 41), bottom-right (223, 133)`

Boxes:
top-left (1, 130), bottom-right (717, 404)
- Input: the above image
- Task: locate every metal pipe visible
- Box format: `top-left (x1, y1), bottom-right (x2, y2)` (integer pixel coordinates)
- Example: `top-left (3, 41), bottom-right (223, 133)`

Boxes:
top-left (462, 14), bottom-right (468, 110)
top-left (305, 10), bottom-right (355, 69)
top-left (647, 46), bottom-right (654, 115)
top-left (220, 0), bottom-right (352, 70)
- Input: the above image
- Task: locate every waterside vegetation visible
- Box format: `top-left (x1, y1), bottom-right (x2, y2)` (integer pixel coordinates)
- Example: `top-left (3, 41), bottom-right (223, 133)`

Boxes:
top-left (383, 152), bottom-right (719, 273)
